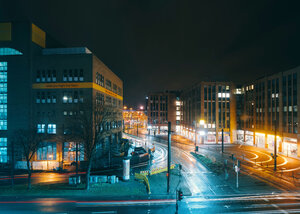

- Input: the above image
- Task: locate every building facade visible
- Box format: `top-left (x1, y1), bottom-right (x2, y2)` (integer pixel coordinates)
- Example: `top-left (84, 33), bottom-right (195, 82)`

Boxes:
top-left (238, 66), bottom-right (300, 158)
top-left (146, 91), bottom-right (182, 133)
top-left (0, 21), bottom-right (123, 169)
top-left (181, 82), bottom-right (237, 144)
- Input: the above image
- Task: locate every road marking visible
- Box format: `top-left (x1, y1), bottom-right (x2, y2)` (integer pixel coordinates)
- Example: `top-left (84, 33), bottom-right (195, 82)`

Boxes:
top-left (92, 212), bottom-right (117, 214)
top-left (263, 198), bottom-right (289, 214)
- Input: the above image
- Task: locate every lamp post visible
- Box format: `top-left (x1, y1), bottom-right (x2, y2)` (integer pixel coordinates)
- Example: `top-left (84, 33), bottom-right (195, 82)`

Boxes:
top-left (274, 120), bottom-right (277, 171)
top-left (194, 121), bottom-right (197, 151)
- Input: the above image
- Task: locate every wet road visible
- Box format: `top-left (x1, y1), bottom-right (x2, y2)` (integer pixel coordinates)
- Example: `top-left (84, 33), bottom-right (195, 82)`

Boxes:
top-left (0, 194), bottom-right (300, 213)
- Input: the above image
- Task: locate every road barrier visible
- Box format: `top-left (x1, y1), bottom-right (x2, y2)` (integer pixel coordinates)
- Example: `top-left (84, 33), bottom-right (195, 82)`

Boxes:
top-left (139, 164), bottom-right (176, 176)
top-left (150, 164), bottom-right (175, 175)
top-left (135, 173), bottom-right (151, 194)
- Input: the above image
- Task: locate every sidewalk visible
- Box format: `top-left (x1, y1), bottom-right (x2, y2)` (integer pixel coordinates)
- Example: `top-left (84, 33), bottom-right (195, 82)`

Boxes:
top-left (0, 164), bottom-right (190, 199)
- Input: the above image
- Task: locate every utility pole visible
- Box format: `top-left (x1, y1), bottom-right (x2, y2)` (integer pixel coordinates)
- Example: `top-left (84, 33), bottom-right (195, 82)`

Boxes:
top-left (167, 121), bottom-right (171, 193)
top-left (222, 128), bottom-right (224, 153)
top-left (75, 142), bottom-right (79, 185)
top-left (274, 120), bottom-right (277, 171)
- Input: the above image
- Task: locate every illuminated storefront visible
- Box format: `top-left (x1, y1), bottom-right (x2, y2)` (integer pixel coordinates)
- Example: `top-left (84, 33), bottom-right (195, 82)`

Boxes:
top-left (267, 135), bottom-right (280, 152)
top-left (282, 138), bottom-right (298, 158)
top-left (245, 131), bottom-right (254, 145)
top-left (236, 130), bottom-right (244, 144)
top-left (255, 132), bottom-right (265, 148)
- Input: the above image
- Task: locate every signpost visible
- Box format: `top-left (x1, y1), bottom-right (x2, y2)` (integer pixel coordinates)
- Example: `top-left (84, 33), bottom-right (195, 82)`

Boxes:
top-left (235, 160), bottom-right (240, 189)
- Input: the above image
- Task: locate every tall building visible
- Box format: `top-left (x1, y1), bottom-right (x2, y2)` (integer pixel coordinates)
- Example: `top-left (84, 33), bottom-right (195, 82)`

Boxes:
top-left (181, 81), bottom-right (236, 144)
top-left (0, 21), bottom-right (123, 169)
top-left (146, 91), bottom-right (182, 133)
top-left (238, 66), bottom-right (300, 158)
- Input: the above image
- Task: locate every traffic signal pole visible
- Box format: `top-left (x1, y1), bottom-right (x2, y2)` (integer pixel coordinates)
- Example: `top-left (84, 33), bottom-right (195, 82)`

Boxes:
top-left (167, 121), bottom-right (171, 193)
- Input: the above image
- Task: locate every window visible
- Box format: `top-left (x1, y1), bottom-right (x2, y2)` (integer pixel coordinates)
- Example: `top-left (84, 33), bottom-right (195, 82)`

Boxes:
top-left (36, 92), bottom-right (40, 103)
top-left (52, 70), bottom-right (56, 82)
top-left (74, 91), bottom-right (78, 103)
top-left (41, 70), bottom-right (46, 82)
top-left (63, 142), bottom-right (84, 161)
top-left (37, 124), bottom-right (45, 133)
top-left (106, 79), bottom-right (112, 90)
top-left (0, 62), bottom-right (7, 130)
top-left (113, 84), bottom-right (117, 93)
top-left (0, 48), bottom-right (22, 56)
top-left (47, 124), bottom-right (56, 134)
top-left (68, 70), bottom-right (73, 81)
top-left (0, 138), bottom-right (7, 163)
top-left (36, 70), bottom-right (41, 82)
top-left (79, 69), bottom-right (84, 81)
top-left (74, 69), bottom-right (78, 81)
top-left (37, 142), bottom-right (56, 160)
top-left (63, 70), bottom-right (67, 81)
top-left (52, 93), bottom-right (57, 103)
top-left (47, 70), bottom-right (51, 82)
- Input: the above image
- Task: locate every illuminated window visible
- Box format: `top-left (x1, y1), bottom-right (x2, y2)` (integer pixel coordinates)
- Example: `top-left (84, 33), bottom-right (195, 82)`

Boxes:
top-left (37, 124), bottom-right (45, 133)
top-left (48, 124), bottom-right (56, 134)
top-left (0, 62), bottom-right (7, 130)
top-left (0, 48), bottom-right (22, 56)
top-left (63, 142), bottom-right (84, 161)
top-left (37, 142), bottom-right (56, 160)
top-left (0, 138), bottom-right (7, 163)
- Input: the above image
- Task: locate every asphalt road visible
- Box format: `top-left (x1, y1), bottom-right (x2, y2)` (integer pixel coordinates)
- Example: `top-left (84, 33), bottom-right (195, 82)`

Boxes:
top-left (0, 194), bottom-right (300, 213)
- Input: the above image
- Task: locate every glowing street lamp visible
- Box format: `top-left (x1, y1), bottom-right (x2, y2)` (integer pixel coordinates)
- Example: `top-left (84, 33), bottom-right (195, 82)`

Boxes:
top-left (199, 120), bottom-right (205, 126)
top-left (140, 106), bottom-right (144, 110)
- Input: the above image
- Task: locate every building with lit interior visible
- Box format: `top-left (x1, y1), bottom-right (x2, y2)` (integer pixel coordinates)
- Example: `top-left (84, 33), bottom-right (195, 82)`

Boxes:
top-left (0, 21), bottom-right (123, 169)
top-left (123, 106), bottom-right (148, 131)
top-left (181, 81), bottom-right (237, 144)
top-left (145, 91), bottom-right (182, 133)
top-left (237, 66), bottom-right (300, 158)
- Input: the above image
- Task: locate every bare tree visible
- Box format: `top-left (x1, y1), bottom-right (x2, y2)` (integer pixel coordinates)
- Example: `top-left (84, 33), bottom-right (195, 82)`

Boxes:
top-left (13, 129), bottom-right (43, 190)
top-left (67, 102), bottom-right (121, 190)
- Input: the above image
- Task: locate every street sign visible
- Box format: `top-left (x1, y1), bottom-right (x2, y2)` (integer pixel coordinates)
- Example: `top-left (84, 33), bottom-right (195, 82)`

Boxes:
top-left (235, 165), bottom-right (240, 173)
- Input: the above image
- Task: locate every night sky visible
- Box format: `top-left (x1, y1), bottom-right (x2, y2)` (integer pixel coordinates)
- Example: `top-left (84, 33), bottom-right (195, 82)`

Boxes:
top-left (1, 0), bottom-right (300, 108)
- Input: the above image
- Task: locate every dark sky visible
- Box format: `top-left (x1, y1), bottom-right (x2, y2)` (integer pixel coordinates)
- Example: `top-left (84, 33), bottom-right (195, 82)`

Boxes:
top-left (1, 0), bottom-right (300, 108)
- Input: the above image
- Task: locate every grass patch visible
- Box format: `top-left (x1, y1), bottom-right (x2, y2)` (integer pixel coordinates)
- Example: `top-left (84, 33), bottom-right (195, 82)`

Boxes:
top-left (191, 152), bottom-right (223, 175)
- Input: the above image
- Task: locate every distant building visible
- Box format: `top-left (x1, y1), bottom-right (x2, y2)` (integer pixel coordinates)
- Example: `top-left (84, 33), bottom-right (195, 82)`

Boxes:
top-left (238, 66), bottom-right (300, 158)
top-left (181, 82), bottom-right (237, 144)
top-left (0, 21), bottom-right (123, 169)
top-left (145, 91), bottom-right (182, 133)
top-left (123, 107), bottom-right (148, 131)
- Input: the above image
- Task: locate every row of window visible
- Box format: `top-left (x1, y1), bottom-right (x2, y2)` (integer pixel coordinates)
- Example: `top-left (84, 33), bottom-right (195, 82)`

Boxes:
top-left (0, 62), bottom-right (7, 131)
top-left (36, 69), bottom-right (84, 83)
top-left (37, 124), bottom-right (56, 134)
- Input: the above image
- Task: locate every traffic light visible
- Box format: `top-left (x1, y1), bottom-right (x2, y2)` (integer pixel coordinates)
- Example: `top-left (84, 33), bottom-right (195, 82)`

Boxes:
top-left (177, 190), bottom-right (183, 201)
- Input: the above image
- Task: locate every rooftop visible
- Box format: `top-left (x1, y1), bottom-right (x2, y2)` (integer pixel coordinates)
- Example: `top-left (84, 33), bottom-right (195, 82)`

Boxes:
top-left (42, 47), bottom-right (92, 55)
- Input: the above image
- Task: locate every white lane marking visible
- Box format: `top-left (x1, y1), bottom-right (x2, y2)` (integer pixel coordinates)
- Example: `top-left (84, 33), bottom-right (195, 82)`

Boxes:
top-left (263, 198), bottom-right (288, 214)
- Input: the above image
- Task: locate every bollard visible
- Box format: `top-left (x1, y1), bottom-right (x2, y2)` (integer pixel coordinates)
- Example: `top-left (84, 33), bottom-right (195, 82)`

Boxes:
top-left (123, 157), bottom-right (130, 181)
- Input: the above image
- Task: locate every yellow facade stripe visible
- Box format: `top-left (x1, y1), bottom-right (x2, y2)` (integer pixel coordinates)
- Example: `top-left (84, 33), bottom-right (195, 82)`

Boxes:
top-left (32, 23), bottom-right (46, 48)
top-left (32, 82), bottom-right (123, 100)
top-left (0, 23), bottom-right (12, 41)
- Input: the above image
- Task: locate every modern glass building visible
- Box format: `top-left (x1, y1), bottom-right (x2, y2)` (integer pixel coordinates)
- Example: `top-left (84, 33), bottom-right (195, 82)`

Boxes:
top-left (0, 21), bottom-right (123, 169)
top-left (238, 66), bottom-right (300, 158)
